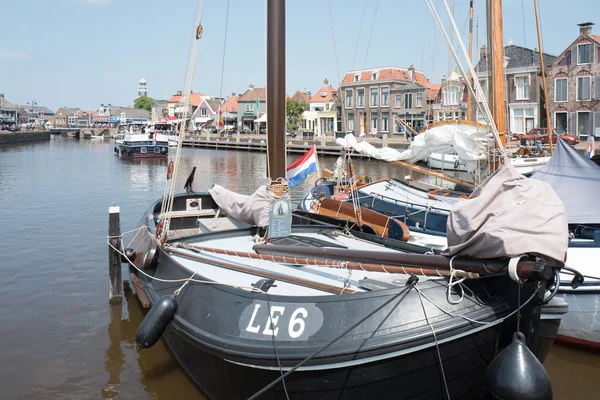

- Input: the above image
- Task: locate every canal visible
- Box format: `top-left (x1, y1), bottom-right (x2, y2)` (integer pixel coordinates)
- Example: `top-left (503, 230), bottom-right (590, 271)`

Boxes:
top-left (0, 137), bottom-right (598, 399)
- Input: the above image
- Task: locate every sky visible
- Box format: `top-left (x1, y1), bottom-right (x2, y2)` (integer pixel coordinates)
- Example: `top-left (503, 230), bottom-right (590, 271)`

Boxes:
top-left (0, 0), bottom-right (596, 111)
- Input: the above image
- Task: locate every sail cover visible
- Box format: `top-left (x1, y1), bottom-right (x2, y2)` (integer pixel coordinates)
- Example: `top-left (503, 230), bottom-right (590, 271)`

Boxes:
top-left (209, 180), bottom-right (291, 227)
top-left (444, 158), bottom-right (568, 263)
top-left (531, 139), bottom-right (600, 224)
top-left (336, 122), bottom-right (488, 174)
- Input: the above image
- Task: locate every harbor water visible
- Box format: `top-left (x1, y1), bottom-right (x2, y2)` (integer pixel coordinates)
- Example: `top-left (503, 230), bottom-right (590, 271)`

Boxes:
top-left (0, 137), bottom-right (598, 399)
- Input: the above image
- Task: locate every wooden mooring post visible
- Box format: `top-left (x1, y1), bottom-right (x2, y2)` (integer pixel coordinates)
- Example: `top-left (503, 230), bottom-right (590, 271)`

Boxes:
top-left (108, 204), bottom-right (123, 302)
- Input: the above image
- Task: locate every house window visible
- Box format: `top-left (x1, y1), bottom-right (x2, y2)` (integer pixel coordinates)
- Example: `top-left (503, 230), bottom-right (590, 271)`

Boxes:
top-left (394, 116), bottom-right (405, 133)
top-left (555, 78), bottom-right (568, 102)
top-left (372, 72), bottom-right (379, 80)
top-left (357, 88), bottom-right (365, 107)
top-left (245, 104), bottom-right (254, 111)
top-left (444, 87), bottom-right (459, 105)
top-left (577, 43), bottom-right (592, 64)
top-left (326, 118), bottom-right (334, 132)
top-left (370, 112), bottom-right (378, 130)
top-left (395, 94), bottom-right (402, 108)
top-left (345, 89), bottom-right (353, 107)
top-left (347, 113), bottom-right (354, 132)
top-left (404, 93), bottom-right (413, 109)
top-left (370, 87), bottom-right (379, 107)
top-left (555, 112), bottom-right (568, 134)
top-left (477, 80), bottom-right (488, 103)
top-left (515, 76), bottom-right (530, 100)
top-left (513, 108), bottom-right (534, 134)
top-left (381, 87), bottom-right (389, 106)
top-left (302, 119), bottom-right (306, 129)
top-left (354, 74), bottom-right (360, 82)
top-left (381, 112), bottom-right (389, 132)
top-left (577, 76), bottom-right (591, 101)
top-left (200, 109), bottom-right (207, 116)
top-left (577, 111), bottom-right (591, 136)
top-left (416, 92), bottom-right (423, 107)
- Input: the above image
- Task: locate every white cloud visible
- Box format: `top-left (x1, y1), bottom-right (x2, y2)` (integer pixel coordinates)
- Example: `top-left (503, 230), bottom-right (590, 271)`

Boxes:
top-left (0, 49), bottom-right (30, 61)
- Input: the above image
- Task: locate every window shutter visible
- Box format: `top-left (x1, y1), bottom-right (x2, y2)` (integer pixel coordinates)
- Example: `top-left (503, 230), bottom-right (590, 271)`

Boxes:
top-left (595, 76), bottom-right (600, 99)
top-left (571, 46), bottom-right (577, 64)
top-left (571, 112), bottom-right (577, 135)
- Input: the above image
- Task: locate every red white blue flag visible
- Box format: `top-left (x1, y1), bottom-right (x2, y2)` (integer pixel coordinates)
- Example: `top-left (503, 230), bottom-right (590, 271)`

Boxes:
top-left (286, 145), bottom-right (318, 187)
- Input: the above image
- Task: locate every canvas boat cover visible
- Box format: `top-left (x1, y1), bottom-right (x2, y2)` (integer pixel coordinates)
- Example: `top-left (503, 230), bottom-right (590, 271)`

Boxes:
top-left (531, 139), bottom-right (600, 224)
top-left (444, 158), bottom-right (568, 263)
top-left (336, 122), bottom-right (488, 174)
top-left (209, 180), bottom-right (289, 227)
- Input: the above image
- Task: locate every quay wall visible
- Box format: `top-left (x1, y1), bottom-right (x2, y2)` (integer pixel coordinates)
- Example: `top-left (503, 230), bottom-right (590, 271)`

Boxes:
top-left (0, 131), bottom-right (50, 144)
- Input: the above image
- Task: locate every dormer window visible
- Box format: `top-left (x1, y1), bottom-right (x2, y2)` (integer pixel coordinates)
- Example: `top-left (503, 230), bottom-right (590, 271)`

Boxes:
top-left (372, 72), bottom-right (379, 80)
top-left (321, 91), bottom-right (327, 97)
top-left (577, 43), bottom-right (592, 64)
top-left (354, 75), bottom-right (360, 82)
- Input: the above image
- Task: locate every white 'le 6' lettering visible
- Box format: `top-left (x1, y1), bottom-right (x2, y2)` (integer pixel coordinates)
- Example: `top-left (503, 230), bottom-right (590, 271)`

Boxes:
top-left (245, 304), bottom-right (308, 338)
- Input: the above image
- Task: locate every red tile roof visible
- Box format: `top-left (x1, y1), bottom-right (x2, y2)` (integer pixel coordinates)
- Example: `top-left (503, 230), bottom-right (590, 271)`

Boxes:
top-left (342, 67), bottom-right (438, 99)
top-left (291, 90), bottom-right (310, 104)
top-left (238, 87), bottom-right (267, 102)
top-left (168, 92), bottom-right (206, 107)
top-left (309, 85), bottom-right (336, 103)
top-left (222, 96), bottom-right (238, 113)
top-left (593, 35), bottom-right (600, 43)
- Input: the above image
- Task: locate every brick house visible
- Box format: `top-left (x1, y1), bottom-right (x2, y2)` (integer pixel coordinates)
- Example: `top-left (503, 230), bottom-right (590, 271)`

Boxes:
top-left (290, 90), bottom-right (310, 108)
top-left (237, 85), bottom-right (267, 133)
top-left (547, 22), bottom-right (600, 138)
top-left (301, 79), bottom-right (338, 137)
top-left (340, 66), bottom-right (438, 136)
top-left (474, 43), bottom-right (556, 133)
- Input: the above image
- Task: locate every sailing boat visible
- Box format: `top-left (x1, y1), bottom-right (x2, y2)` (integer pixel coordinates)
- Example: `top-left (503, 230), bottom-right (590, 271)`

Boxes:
top-left (531, 139), bottom-right (600, 349)
top-left (116, 1), bottom-right (567, 399)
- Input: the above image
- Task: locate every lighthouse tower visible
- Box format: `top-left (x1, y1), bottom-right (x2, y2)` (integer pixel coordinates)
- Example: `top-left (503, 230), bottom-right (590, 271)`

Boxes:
top-left (138, 78), bottom-right (148, 97)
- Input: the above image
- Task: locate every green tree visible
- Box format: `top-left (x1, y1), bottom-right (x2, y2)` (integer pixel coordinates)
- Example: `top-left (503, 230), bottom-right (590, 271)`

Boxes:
top-left (286, 99), bottom-right (306, 131)
top-left (133, 96), bottom-right (156, 112)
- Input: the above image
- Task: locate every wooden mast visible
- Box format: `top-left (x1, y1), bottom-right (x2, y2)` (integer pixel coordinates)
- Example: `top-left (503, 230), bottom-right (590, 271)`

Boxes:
top-left (466, 0), bottom-right (474, 121)
top-left (534, 0), bottom-right (553, 154)
top-left (266, 0), bottom-right (287, 179)
top-left (489, 0), bottom-right (507, 170)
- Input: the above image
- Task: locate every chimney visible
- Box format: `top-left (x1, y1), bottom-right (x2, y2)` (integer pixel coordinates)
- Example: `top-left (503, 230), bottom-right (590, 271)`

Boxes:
top-left (307, 90), bottom-right (312, 99)
top-left (231, 92), bottom-right (235, 97)
top-left (176, 90), bottom-right (182, 96)
top-left (249, 84), bottom-right (254, 90)
top-left (408, 64), bottom-right (415, 81)
top-left (324, 78), bottom-right (329, 86)
top-left (578, 22), bottom-right (595, 37)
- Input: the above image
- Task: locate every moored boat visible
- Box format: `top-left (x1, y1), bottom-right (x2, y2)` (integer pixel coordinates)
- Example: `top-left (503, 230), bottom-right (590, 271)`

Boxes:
top-left (115, 132), bottom-right (169, 158)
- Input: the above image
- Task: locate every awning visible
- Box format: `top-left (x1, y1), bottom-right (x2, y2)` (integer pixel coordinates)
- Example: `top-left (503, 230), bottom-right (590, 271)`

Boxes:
top-left (254, 113), bottom-right (267, 123)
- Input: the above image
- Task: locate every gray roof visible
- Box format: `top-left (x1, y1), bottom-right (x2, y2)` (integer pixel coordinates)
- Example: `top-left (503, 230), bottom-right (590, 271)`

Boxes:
top-left (475, 44), bottom-right (557, 73)
top-left (56, 108), bottom-right (81, 116)
top-left (16, 105), bottom-right (54, 114)
top-left (0, 96), bottom-right (17, 108)
top-left (110, 107), bottom-right (151, 119)
top-left (205, 98), bottom-right (222, 113)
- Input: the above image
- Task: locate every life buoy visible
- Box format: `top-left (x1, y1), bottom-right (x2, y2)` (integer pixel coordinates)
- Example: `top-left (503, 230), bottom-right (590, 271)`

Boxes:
top-left (167, 161), bottom-right (174, 180)
top-left (453, 158), bottom-right (460, 169)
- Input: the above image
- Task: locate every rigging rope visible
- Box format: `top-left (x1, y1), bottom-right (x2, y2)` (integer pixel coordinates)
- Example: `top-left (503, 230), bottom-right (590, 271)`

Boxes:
top-left (327, 0), bottom-right (342, 90)
top-left (521, 0), bottom-right (527, 48)
top-left (351, 0), bottom-right (369, 71)
top-left (246, 280), bottom-right (417, 400)
top-left (218, 0), bottom-right (231, 100)
top-left (425, 0), bottom-right (505, 156)
top-left (161, 0), bottom-right (206, 240)
top-left (362, 0), bottom-right (381, 69)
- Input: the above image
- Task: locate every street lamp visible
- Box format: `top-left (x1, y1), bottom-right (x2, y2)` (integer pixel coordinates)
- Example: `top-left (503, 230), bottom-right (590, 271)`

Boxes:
top-left (26, 100), bottom-right (37, 128)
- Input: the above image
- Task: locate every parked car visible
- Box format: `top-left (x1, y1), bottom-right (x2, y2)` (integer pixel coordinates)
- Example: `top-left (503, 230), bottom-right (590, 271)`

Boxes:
top-left (511, 128), bottom-right (580, 146)
top-left (285, 130), bottom-right (296, 138)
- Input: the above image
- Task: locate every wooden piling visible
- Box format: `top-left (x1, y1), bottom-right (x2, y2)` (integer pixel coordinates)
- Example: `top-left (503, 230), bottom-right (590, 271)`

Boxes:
top-left (108, 205), bottom-right (123, 302)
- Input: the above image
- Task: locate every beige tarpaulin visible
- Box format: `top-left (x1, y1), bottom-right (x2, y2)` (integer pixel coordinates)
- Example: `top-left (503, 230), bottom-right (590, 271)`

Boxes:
top-left (444, 159), bottom-right (568, 263)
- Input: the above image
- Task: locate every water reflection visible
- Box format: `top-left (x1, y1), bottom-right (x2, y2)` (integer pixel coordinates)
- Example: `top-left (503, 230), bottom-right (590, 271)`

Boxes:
top-left (103, 283), bottom-right (204, 399)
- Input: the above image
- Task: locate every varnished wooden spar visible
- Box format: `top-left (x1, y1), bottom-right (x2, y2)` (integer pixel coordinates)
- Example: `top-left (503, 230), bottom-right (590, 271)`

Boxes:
top-left (166, 247), bottom-right (359, 294)
top-left (252, 244), bottom-right (555, 281)
top-left (392, 160), bottom-right (474, 188)
top-left (177, 243), bottom-right (478, 279)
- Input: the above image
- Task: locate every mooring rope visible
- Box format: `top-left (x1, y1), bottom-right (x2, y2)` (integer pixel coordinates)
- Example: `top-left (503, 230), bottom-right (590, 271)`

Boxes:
top-left (246, 279), bottom-right (418, 400)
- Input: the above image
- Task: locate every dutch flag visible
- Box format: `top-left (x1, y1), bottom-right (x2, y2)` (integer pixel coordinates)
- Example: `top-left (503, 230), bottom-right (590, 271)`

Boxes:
top-left (286, 145), bottom-right (318, 187)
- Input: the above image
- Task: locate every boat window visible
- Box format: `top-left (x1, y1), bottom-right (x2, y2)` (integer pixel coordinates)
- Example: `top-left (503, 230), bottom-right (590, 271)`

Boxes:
top-left (141, 147), bottom-right (148, 154)
top-left (154, 147), bottom-right (160, 154)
